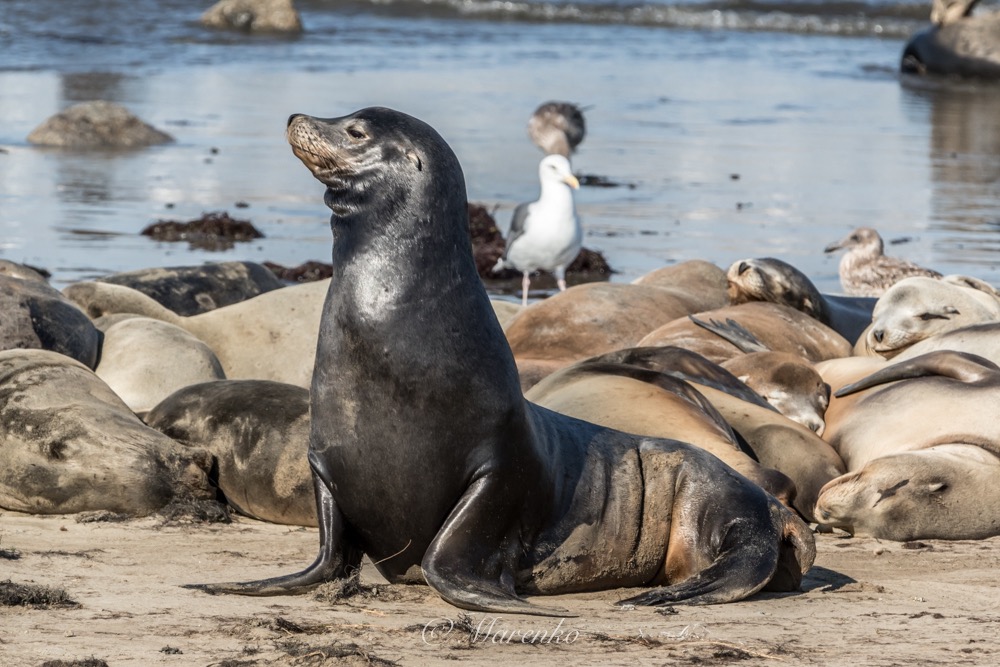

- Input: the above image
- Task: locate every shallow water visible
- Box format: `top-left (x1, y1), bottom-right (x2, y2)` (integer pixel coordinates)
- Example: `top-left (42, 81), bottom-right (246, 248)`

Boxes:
top-left (1, 0), bottom-right (999, 294)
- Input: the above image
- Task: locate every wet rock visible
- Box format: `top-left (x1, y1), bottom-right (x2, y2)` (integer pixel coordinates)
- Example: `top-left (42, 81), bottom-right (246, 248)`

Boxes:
top-left (27, 101), bottom-right (173, 148)
top-left (201, 0), bottom-right (303, 33)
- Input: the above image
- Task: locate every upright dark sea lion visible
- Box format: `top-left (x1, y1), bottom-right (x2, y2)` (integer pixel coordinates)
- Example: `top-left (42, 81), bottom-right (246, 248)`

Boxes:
top-left (187, 107), bottom-right (814, 615)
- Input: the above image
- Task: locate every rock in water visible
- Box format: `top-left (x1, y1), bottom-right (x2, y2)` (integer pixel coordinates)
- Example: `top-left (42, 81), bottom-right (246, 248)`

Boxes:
top-left (27, 101), bottom-right (173, 148)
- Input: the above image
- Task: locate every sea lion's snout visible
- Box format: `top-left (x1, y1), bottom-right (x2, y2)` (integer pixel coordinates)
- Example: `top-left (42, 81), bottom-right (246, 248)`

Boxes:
top-left (286, 114), bottom-right (345, 182)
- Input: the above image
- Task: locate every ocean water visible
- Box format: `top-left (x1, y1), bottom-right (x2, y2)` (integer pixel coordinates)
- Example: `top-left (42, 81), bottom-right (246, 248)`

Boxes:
top-left (1, 0), bottom-right (999, 293)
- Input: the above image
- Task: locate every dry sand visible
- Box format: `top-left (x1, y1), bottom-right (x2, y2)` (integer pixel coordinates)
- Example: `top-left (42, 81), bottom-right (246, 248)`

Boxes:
top-left (2, 510), bottom-right (999, 666)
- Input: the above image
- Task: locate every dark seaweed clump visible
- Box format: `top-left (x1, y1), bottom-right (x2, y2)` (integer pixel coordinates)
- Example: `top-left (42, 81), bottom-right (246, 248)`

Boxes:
top-left (0, 580), bottom-right (78, 608)
top-left (141, 211), bottom-right (264, 250)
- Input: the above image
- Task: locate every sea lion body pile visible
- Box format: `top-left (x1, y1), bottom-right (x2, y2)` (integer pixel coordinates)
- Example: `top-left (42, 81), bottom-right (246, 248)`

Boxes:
top-left (4, 105), bottom-right (1000, 617)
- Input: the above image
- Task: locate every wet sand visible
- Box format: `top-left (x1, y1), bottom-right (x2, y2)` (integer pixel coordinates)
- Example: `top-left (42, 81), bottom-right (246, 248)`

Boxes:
top-left (2, 511), bottom-right (999, 665)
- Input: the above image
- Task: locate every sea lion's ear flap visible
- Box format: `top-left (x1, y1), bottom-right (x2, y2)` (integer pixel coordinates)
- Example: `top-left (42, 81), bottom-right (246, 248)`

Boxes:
top-left (406, 150), bottom-right (422, 172)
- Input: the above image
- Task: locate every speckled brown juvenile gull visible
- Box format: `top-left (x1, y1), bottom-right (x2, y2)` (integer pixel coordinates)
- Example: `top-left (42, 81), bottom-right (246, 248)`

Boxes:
top-left (824, 227), bottom-right (942, 297)
top-left (528, 101), bottom-right (586, 157)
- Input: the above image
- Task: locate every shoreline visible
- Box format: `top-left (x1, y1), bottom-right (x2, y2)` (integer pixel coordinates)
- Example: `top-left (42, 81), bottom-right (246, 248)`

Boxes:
top-left (2, 511), bottom-right (997, 665)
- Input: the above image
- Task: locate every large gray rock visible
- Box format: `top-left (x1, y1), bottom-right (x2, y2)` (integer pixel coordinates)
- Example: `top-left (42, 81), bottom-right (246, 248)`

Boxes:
top-left (27, 101), bottom-right (173, 148)
top-left (902, 1), bottom-right (1000, 79)
top-left (201, 0), bottom-right (303, 33)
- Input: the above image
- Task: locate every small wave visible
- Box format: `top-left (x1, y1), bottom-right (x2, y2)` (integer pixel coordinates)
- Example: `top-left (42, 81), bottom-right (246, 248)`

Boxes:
top-left (354, 0), bottom-right (931, 38)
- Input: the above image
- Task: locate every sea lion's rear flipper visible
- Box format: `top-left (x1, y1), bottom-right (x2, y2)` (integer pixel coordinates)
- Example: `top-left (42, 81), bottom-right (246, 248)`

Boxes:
top-left (422, 475), bottom-right (573, 618)
top-left (618, 495), bottom-right (813, 607)
top-left (689, 315), bottom-right (771, 353)
top-left (184, 468), bottom-right (362, 596)
top-left (834, 350), bottom-right (1000, 398)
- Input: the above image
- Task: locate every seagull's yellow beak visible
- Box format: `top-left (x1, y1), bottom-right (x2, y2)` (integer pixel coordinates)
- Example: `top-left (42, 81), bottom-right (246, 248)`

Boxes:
top-left (564, 174), bottom-right (580, 190)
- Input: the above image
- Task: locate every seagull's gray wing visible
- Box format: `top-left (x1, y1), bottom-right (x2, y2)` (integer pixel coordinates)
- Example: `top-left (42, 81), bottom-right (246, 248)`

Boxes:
top-left (501, 203), bottom-right (531, 261)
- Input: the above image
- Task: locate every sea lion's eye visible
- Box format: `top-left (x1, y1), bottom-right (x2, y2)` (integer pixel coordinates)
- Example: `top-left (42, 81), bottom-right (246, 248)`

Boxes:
top-left (346, 126), bottom-right (367, 140)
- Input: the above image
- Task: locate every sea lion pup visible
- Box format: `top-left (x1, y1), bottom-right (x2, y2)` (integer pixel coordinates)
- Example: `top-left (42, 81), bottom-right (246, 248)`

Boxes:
top-left (525, 359), bottom-right (798, 507)
top-left (688, 316), bottom-right (831, 434)
top-left (185, 107), bottom-right (815, 614)
top-left (589, 346), bottom-right (845, 521)
top-left (726, 257), bottom-right (875, 344)
top-left (823, 227), bottom-right (941, 297)
top-left (815, 351), bottom-right (1000, 540)
top-left (145, 380), bottom-right (314, 526)
top-left (528, 101), bottom-right (586, 157)
top-left (901, 0), bottom-right (1000, 79)
top-left (637, 301), bottom-right (852, 365)
top-left (861, 276), bottom-right (1000, 358)
top-left (0, 349), bottom-right (213, 515)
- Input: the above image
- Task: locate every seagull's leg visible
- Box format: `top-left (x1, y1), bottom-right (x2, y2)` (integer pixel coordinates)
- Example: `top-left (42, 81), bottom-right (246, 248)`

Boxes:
top-left (555, 266), bottom-right (568, 292)
top-left (521, 272), bottom-right (530, 308)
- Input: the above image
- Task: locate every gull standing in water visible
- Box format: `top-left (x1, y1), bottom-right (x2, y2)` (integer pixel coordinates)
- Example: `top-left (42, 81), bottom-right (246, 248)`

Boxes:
top-left (824, 227), bottom-right (942, 297)
top-left (493, 154), bottom-right (582, 307)
top-left (528, 101), bottom-right (586, 157)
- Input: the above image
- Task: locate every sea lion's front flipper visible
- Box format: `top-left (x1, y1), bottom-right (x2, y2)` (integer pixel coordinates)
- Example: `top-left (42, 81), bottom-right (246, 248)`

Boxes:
top-left (422, 475), bottom-right (572, 618)
top-left (184, 470), bottom-right (362, 596)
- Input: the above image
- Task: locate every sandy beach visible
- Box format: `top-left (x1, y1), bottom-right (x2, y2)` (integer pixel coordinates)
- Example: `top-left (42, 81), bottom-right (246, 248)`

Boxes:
top-left (3, 510), bottom-right (999, 666)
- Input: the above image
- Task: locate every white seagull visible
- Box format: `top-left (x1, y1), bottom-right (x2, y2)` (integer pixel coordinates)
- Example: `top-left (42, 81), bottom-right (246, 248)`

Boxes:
top-left (493, 154), bottom-right (582, 307)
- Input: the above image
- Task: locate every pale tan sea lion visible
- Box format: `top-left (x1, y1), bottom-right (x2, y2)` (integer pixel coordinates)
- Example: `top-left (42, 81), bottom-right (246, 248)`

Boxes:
top-left (861, 276), bottom-right (1000, 358)
top-left (687, 315), bottom-right (832, 434)
top-left (95, 317), bottom-right (226, 415)
top-left (815, 350), bottom-right (1000, 540)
